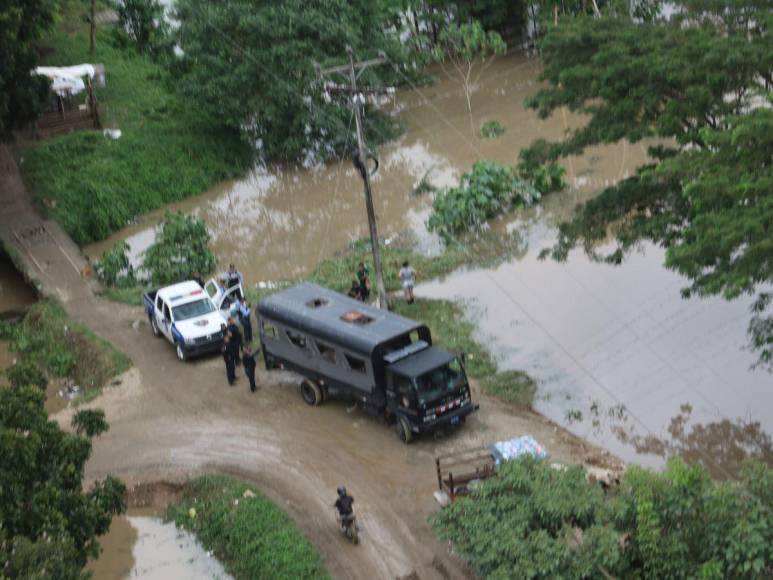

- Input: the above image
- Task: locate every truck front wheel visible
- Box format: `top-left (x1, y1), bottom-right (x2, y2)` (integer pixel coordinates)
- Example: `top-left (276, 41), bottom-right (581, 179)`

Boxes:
top-left (176, 343), bottom-right (187, 362)
top-left (150, 317), bottom-right (161, 337)
top-left (396, 416), bottom-right (413, 444)
top-left (300, 380), bottom-right (322, 406)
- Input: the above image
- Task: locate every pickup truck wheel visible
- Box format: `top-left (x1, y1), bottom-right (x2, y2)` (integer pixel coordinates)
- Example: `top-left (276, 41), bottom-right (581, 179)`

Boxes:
top-left (176, 343), bottom-right (187, 362)
top-left (396, 416), bottom-right (413, 444)
top-left (150, 317), bottom-right (161, 337)
top-left (300, 380), bottom-right (322, 406)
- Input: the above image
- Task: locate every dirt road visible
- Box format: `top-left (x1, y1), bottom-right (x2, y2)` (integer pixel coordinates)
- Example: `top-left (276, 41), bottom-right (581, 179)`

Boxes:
top-left (1, 145), bottom-right (619, 579)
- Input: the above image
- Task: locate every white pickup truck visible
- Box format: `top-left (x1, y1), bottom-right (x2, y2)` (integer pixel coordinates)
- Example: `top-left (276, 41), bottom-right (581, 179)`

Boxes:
top-left (143, 279), bottom-right (244, 361)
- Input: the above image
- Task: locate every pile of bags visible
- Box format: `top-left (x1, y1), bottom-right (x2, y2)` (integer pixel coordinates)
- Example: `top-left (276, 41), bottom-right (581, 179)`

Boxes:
top-left (490, 435), bottom-right (547, 465)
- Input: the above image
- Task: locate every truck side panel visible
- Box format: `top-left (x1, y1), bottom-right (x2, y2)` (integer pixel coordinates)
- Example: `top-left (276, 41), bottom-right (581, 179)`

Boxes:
top-left (143, 290), bottom-right (158, 316)
top-left (259, 316), bottom-right (377, 395)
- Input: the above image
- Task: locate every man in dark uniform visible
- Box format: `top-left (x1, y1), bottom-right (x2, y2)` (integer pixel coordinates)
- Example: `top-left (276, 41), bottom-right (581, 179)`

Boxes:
top-left (222, 334), bottom-right (236, 385)
top-left (238, 297), bottom-right (253, 343)
top-left (191, 271), bottom-right (205, 288)
top-left (334, 485), bottom-right (355, 532)
top-left (227, 316), bottom-right (242, 364)
top-left (242, 345), bottom-right (257, 392)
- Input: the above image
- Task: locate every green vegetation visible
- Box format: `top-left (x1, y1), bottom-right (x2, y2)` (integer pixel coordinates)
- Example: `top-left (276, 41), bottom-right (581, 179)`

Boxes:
top-left (173, 0), bottom-right (408, 160)
top-left (22, 7), bottom-right (251, 244)
top-left (95, 240), bottom-right (135, 287)
top-left (523, 1), bottom-right (773, 367)
top-left (3, 359), bottom-right (47, 391)
top-left (142, 211), bottom-right (215, 286)
top-left (0, 386), bottom-right (126, 579)
top-left (0, 300), bottom-right (130, 399)
top-left (480, 370), bottom-right (536, 406)
top-left (427, 160), bottom-right (540, 238)
top-left (116, 0), bottom-right (169, 55)
top-left (432, 456), bottom-right (773, 578)
top-left (479, 119), bottom-right (506, 139)
top-left (0, 0), bottom-right (54, 136)
top-left (167, 475), bottom-right (329, 580)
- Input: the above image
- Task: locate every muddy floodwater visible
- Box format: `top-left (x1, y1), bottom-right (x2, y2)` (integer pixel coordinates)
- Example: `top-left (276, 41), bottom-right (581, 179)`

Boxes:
top-left (85, 53), bottom-right (647, 283)
top-left (88, 514), bottom-right (231, 579)
top-left (0, 251), bottom-right (36, 314)
top-left (84, 52), bottom-right (770, 476)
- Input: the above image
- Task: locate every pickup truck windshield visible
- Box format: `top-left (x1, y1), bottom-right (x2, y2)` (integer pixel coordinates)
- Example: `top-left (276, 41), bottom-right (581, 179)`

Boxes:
top-left (415, 358), bottom-right (464, 405)
top-left (172, 299), bottom-right (216, 322)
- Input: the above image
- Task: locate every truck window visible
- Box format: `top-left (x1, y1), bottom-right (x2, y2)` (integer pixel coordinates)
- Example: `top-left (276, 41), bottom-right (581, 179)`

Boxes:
top-left (415, 358), bottom-right (464, 405)
top-left (156, 295), bottom-right (163, 311)
top-left (173, 298), bottom-right (215, 321)
top-left (163, 303), bottom-right (171, 321)
top-left (286, 329), bottom-right (307, 349)
top-left (345, 353), bottom-right (367, 374)
top-left (262, 321), bottom-right (277, 339)
top-left (315, 341), bottom-right (337, 364)
top-left (393, 374), bottom-right (412, 397)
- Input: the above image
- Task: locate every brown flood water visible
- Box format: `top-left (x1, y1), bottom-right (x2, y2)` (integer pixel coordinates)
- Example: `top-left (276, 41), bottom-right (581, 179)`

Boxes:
top-left (0, 251), bottom-right (36, 314)
top-left (83, 52), bottom-right (770, 476)
top-left (85, 53), bottom-right (647, 283)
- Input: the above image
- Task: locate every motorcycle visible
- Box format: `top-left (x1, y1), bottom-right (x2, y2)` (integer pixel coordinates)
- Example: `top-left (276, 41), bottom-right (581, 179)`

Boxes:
top-left (335, 510), bottom-right (359, 545)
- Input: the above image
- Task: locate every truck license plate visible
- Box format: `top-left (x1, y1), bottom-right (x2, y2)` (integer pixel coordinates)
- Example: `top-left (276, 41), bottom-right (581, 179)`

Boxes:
top-left (450, 416), bottom-right (460, 426)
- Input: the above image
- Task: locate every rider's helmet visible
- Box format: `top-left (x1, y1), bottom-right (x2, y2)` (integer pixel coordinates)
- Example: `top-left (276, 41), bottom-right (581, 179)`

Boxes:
top-left (337, 485), bottom-right (347, 497)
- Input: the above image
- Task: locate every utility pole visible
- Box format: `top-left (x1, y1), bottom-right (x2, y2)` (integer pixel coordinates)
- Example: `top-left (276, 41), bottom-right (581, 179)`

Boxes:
top-left (316, 47), bottom-right (390, 309)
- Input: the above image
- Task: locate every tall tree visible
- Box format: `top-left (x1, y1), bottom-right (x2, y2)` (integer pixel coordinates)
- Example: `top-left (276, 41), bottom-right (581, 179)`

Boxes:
top-left (0, 0), bottom-right (56, 137)
top-left (521, 1), bottom-right (773, 367)
top-left (0, 386), bottom-right (126, 578)
top-left (173, 0), bottom-right (409, 161)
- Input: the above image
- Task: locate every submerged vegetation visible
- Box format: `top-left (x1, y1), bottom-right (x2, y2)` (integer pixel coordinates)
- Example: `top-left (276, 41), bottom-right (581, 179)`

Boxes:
top-left (167, 475), bottom-right (329, 580)
top-left (433, 456), bottom-right (773, 578)
top-left (479, 119), bottom-right (506, 139)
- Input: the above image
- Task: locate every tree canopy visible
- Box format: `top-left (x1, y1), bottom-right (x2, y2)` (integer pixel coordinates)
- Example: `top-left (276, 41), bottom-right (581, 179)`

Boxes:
top-left (0, 386), bottom-right (126, 578)
top-left (172, 0), bottom-right (409, 161)
top-left (432, 456), bottom-right (773, 578)
top-left (522, 1), bottom-right (773, 366)
top-left (0, 0), bottom-right (56, 137)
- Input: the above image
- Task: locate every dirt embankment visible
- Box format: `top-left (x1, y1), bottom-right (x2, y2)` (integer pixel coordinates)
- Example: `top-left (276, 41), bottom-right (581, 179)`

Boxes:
top-left (0, 144), bottom-right (621, 580)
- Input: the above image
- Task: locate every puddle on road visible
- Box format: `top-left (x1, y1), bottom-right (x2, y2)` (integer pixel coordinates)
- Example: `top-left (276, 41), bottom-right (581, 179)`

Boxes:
top-left (84, 53), bottom-right (648, 284)
top-left (0, 251), bottom-right (36, 315)
top-left (88, 514), bottom-right (231, 580)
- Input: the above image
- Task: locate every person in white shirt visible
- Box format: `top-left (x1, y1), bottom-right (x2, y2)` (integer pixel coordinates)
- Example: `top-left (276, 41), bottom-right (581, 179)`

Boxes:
top-left (398, 261), bottom-right (416, 304)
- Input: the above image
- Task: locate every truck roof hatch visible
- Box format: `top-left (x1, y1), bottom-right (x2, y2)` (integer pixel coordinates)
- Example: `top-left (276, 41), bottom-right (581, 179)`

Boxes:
top-left (383, 340), bottom-right (429, 364)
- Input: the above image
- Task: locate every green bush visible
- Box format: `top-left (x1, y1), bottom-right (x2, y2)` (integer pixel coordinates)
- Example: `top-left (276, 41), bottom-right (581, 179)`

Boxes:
top-left (479, 119), bottom-right (506, 139)
top-left (427, 160), bottom-right (540, 238)
top-left (143, 212), bottom-right (215, 286)
top-left (480, 370), bottom-right (536, 407)
top-left (167, 475), bottom-right (329, 580)
top-left (532, 163), bottom-right (567, 194)
top-left (96, 240), bottom-right (136, 287)
top-left (4, 360), bottom-right (47, 390)
top-left (117, 0), bottom-right (169, 55)
top-left (432, 456), bottom-right (773, 578)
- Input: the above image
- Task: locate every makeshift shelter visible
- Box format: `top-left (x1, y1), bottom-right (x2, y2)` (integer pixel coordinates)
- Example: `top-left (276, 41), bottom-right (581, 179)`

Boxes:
top-left (32, 63), bottom-right (105, 138)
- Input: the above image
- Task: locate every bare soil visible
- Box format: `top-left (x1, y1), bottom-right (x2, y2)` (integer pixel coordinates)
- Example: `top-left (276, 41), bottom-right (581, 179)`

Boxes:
top-left (1, 144), bottom-right (621, 579)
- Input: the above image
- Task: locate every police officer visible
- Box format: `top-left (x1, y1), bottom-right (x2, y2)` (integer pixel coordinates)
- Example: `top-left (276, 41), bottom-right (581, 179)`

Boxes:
top-left (227, 316), bottom-right (242, 364)
top-left (238, 297), bottom-right (253, 343)
top-left (224, 264), bottom-right (245, 299)
top-left (222, 334), bottom-right (236, 385)
top-left (242, 345), bottom-right (257, 392)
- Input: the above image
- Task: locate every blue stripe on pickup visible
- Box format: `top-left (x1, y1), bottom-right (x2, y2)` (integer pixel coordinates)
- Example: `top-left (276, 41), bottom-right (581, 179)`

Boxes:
top-left (171, 324), bottom-right (183, 344)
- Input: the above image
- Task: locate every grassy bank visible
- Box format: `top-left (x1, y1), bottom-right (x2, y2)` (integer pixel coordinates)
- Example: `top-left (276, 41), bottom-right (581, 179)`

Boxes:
top-left (22, 6), bottom-right (251, 245)
top-left (0, 300), bottom-right (130, 402)
top-left (166, 475), bottom-right (329, 580)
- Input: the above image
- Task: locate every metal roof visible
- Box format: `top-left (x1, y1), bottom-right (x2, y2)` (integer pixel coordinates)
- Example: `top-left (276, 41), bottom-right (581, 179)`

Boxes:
top-left (257, 283), bottom-right (427, 355)
top-left (387, 346), bottom-right (455, 377)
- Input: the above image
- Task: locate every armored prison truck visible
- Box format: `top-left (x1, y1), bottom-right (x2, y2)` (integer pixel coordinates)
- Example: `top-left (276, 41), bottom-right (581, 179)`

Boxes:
top-left (257, 283), bottom-right (477, 442)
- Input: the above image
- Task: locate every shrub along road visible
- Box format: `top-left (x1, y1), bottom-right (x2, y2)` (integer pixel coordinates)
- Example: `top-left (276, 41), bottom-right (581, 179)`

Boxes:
top-left (0, 144), bottom-right (620, 579)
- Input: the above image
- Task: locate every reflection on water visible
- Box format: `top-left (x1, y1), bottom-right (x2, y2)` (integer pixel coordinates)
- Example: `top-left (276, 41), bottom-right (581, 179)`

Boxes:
top-left (84, 52), bottom-right (649, 285)
top-left (89, 515), bottom-right (231, 580)
top-left (418, 244), bottom-right (773, 476)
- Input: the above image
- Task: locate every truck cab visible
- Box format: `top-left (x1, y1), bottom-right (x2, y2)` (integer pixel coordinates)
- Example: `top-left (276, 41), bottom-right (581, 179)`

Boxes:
top-left (384, 343), bottom-right (473, 442)
top-left (144, 281), bottom-right (234, 361)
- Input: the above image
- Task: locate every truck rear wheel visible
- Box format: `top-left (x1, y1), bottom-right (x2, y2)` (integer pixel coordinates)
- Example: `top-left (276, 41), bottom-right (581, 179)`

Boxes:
top-left (150, 317), bottom-right (161, 338)
top-left (300, 380), bottom-right (322, 406)
top-left (396, 416), bottom-right (413, 444)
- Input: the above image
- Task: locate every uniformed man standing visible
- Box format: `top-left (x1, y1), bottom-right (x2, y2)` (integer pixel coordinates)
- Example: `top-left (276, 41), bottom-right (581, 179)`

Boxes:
top-left (222, 334), bottom-right (236, 386)
top-left (238, 297), bottom-right (253, 343)
top-left (227, 316), bottom-right (242, 364)
top-left (242, 345), bottom-right (257, 392)
top-left (224, 264), bottom-right (245, 299)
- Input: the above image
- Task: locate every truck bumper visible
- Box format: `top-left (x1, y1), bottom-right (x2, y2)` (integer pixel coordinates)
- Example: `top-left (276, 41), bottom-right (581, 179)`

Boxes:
top-left (416, 401), bottom-right (478, 434)
top-left (182, 338), bottom-right (223, 358)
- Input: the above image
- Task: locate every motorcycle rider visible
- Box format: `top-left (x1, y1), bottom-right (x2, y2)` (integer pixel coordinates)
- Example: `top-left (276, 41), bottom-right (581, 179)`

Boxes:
top-left (334, 486), bottom-right (355, 532)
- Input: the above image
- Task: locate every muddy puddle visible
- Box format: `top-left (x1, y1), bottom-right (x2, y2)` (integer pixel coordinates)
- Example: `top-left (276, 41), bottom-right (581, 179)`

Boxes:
top-left (0, 250), bottom-right (36, 315)
top-left (88, 513), bottom-right (231, 580)
top-left (85, 53), bottom-right (648, 284)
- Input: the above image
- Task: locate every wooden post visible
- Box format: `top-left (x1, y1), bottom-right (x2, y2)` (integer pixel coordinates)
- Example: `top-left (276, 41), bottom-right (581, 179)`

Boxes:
top-left (90, 0), bottom-right (96, 53)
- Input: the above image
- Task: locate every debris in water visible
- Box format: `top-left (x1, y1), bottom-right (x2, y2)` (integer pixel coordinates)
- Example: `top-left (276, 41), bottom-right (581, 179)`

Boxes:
top-left (188, 508), bottom-right (196, 519)
top-left (242, 490), bottom-right (255, 499)
top-left (59, 382), bottom-right (82, 401)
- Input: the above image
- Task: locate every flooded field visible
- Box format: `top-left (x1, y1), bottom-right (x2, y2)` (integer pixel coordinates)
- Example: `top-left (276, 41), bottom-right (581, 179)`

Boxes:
top-left (83, 51), bottom-right (770, 476)
top-left (88, 514), bottom-right (230, 580)
top-left (85, 53), bottom-right (647, 283)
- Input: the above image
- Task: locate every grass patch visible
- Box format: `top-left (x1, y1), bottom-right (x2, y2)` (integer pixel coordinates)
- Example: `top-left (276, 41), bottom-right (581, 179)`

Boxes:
top-left (22, 10), bottom-right (251, 245)
top-left (166, 475), bottom-right (329, 580)
top-left (0, 300), bottom-right (130, 400)
top-left (98, 284), bottom-right (146, 307)
top-left (479, 370), bottom-right (536, 407)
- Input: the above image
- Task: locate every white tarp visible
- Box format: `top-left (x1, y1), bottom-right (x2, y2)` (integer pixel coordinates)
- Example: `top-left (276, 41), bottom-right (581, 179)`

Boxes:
top-left (33, 64), bottom-right (96, 96)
